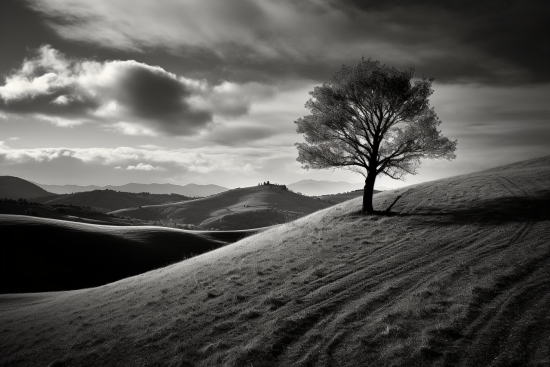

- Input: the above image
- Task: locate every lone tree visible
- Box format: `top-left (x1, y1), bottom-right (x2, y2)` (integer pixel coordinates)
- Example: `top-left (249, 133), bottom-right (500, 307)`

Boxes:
top-left (295, 59), bottom-right (457, 214)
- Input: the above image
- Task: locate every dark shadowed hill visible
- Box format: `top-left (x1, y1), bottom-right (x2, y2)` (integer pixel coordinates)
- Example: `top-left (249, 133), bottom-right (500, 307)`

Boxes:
top-left (111, 184), bottom-right (333, 226)
top-left (0, 215), bottom-right (262, 293)
top-left (40, 190), bottom-right (192, 211)
top-left (1, 156), bottom-right (550, 366)
top-left (0, 176), bottom-right (53, 199)
top-left (37, 182), bottom-right (228, 196)
top-left (0, 200), bottom-right (136, 226)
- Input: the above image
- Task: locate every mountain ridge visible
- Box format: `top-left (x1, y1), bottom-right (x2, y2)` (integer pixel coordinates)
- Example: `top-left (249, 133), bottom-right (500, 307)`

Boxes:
top-left (35, 182), bottom-right (229, 197)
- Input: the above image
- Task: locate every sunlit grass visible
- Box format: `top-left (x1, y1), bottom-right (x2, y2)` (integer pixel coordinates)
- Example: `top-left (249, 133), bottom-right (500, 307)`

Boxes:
top-left (1, 156), bottom-right (550, 366)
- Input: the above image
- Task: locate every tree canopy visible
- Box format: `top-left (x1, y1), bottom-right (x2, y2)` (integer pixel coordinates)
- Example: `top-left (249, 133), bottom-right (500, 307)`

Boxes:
top-left (295, 58), bottom-right (457, 213)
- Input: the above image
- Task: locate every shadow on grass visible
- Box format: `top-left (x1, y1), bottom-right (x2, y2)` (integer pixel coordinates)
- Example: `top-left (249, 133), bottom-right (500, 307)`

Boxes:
top-left (356, 189), bottom-right (550, 225)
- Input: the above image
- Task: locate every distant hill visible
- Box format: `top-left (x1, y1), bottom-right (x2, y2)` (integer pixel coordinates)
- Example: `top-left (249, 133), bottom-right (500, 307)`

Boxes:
top-left (111, 184), bottom-right (332, 227)
top-left (41, 190), bottom-right (192, 212)
top-left (0, 199), bottom-right (138, 226)
top-left (288, 179), bottom-right (364, 196)
top-left (0, 176), bottom-right (54, 200)
top-left (36, 182), bottom-right (228, 197)
top-left (35, 183), bottom-right (102, 194)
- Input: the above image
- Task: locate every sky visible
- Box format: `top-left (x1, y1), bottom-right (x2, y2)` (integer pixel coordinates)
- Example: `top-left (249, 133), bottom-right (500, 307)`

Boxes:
top-left (0, 0), bottom-right (549, 189)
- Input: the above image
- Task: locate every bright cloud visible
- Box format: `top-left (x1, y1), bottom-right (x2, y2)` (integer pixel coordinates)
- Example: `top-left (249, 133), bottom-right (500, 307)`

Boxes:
top-left (0, 142), bottom-right (256, 175)
top-left (0, 45), bottom-right (274, 136)
top-left (117, 163), bottom-right (166, 171)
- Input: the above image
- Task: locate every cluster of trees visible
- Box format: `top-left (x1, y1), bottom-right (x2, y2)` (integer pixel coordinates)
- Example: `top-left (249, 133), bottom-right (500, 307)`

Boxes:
top-left (257, 181), bottom-right (288, 190)
top-left (0, 198), bottom-right (41, 205)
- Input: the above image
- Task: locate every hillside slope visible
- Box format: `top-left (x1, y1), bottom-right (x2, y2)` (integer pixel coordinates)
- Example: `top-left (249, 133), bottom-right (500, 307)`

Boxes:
top-left (1, 156), bottom-right (550, 366)
top-left (41, 190), bottom-right (191, 211)
top-left (112, 184), bottom-right (332, 225)
top-left (0, 176), bottom-right (53, 199)
top-left (0, 216), bottom-right (261, 293)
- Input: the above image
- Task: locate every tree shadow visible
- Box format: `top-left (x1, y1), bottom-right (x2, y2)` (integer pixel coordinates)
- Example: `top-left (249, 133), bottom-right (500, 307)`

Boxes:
top-left (355, 189), bottom-right (550, 225)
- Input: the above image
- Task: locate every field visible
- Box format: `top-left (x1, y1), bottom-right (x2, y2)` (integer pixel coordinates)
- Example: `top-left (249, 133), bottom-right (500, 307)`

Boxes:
top-left (1, 156), bottom-right (549, 366)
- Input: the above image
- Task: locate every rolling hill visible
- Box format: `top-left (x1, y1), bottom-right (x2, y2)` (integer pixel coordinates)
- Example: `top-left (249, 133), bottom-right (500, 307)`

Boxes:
top-left (0, 215), bottom-right (262, 294)
top-left (37, 182), bottom-right (229, 196)
top-left (0, 176), bottom-right (54, 199)
top-left (0, 200), bottom-right (136, 226)
top-left (111, 184), bottom-right (333, 227)
top-left (40, 190), bottom-right (192, 212)
top-left (1, 156), bottom-right (550, 366)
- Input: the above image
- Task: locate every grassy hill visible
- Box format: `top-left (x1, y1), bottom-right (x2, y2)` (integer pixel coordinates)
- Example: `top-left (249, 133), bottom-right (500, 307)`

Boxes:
top-left (0, 215), bottom-right (261, 294)
top-left (0, 176), bottom-right (53, 199)
top-left (111, 184), bottom-right (333, 227)
top-left (203, 209), bottom-right (304, 230)
top-left (40, 190), bottom-right (192, 211)
top-left (1, 156), bottom-right (550, 366)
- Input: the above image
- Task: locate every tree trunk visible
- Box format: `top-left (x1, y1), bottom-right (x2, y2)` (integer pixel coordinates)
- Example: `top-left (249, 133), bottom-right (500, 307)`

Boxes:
top-left (362, 173), bottom-right (376, 214)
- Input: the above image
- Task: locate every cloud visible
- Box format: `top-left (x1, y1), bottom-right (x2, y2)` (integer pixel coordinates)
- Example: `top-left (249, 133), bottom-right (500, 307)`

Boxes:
top-left (201, 124), bottom-right (280, 146)
top-left (0, 142), bottom-right (258, 175)
top-left (26, 0), bottom-right (549, 85)
top-left (0, 45), bottom-right (272, 135)
top-left (115, 163), bottom-right (166, 171)
top-left (138, 144), bottom-right (165, 150)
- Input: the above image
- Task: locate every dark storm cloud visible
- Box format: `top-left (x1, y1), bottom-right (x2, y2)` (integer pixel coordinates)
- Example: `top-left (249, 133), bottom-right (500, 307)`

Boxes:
top-left (24, 0), bottom-right (550, 85)
top-left (0, 88), bottom-right (99, 118)
top-left (204, 125), bottom-right (280, 146)
top-left (487, 109), bottom-right (550, 122)
top-left (104, 62), bottom-right (213, 135)
top-left (0, 46), bottom-right (258, 134)
top-left (336, 0), bottom-right (550, 84)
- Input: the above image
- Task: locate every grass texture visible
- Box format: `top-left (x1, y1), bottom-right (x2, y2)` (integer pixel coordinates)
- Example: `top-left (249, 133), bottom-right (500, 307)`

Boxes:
top-left (1, 156), bottom-right (549, 366)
